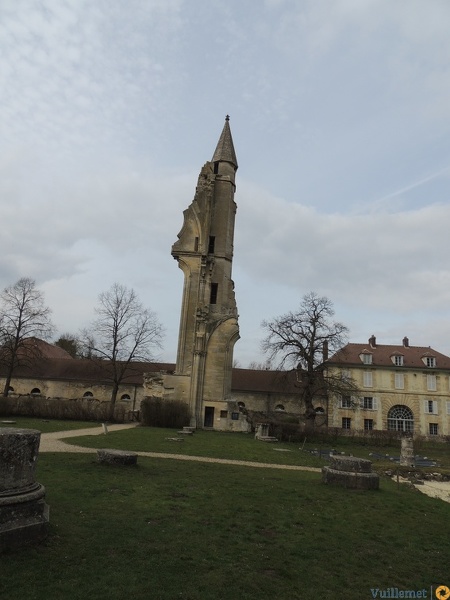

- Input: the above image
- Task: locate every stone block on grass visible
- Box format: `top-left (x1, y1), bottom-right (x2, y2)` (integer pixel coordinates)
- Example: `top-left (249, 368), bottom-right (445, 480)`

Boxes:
top-left (97, 449), bottom-right (138, 466)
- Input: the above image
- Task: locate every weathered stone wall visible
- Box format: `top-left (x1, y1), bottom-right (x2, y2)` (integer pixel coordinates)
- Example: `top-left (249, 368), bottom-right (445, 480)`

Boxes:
top-left (1, 376), bottom-right (143, 406)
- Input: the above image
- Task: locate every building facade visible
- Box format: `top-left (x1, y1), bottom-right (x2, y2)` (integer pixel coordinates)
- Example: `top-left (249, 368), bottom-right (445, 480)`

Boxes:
top-left (327, 336), bottom-right (450, 437)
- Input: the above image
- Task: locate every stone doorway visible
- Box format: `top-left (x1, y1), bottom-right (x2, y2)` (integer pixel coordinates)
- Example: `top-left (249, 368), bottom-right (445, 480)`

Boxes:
top-left (204, 406), bottom-right (215, 428)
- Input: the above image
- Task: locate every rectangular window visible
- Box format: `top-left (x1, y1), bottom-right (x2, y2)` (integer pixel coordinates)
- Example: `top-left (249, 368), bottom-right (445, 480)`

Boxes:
top-left (231, 412), bottom-right (239, 421)
top-left (429, 423), bottom-right (438, 436)
top-left (208, 236), bottom-right (216, 254)
top-left (427, 374), bottom-right (437, 391)
top-left (425, 400), bottom-right (438, 415)
top-left (363, 397), bottom-right (373, 410)
top-left (340, 396), bottom-right (352, 408)
top-left (426, 357), bottom-right (436, 368)
top-left (394, 355), bottom-right (404, 366)
top-left (363, 371), bottom-right (373, 387)
top-left (194, 237), bottom-right (199, 251)
top-left (362, 354), bottom-right (372, 365)
top-left (364, 419), bottom-right (374, 431)
top-left (220, 410), bottom-right (228, 418)
top-left (395, 373), bottom-right (404, 389)
top-left (210, 283), bottom-right (218, 304)
top-left (342, 417), bottom-right (351, 430)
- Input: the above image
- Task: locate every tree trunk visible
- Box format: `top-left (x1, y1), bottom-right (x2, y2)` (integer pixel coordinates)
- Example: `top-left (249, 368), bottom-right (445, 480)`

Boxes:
top-left (2, 364), bottom-right (14, 397)
top-left (108, 384), bottom-right (119, 422)
top-left (302, 383), bottom-right (316, 432)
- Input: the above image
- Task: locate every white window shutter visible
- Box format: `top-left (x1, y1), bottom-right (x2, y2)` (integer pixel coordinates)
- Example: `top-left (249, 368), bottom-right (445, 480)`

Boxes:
top-left (363, 371), bottom-right (373, 387)
top-left (372, 398), bottom-right (378, 410)
top-left (447, 401), bottom-right (450, 415)
top-left (427, 374), bottom-right (437, 391)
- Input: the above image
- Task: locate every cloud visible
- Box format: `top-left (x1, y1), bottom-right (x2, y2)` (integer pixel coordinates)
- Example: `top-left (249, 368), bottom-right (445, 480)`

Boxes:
top-left (2, 0), bottom-right (450, 367)
top-left (236, 179), bottom-right (450, 316)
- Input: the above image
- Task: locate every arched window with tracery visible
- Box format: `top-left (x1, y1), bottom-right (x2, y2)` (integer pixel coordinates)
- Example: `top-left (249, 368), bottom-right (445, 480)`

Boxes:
top-left (387, 405), bottom-right (414, 433)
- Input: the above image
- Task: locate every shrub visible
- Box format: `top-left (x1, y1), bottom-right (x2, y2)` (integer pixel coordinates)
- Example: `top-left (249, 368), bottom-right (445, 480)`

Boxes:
top-left (0, 395), bottom-right (126, 422)
top-left (140, 397), bottom-right (191, 429)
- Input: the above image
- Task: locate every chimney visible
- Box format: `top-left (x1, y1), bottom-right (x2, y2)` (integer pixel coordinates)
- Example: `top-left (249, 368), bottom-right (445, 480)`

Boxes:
top-left (323, 340), bottom-right (329, 362)
top-left (403, 336), bottom-right (409, 348)
top-left (369, 335), bottom-right (376, 349)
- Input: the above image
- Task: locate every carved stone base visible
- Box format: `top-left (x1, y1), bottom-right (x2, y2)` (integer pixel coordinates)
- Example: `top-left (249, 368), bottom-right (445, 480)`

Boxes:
top-left (0, 427), bottom-right (49, 552)
top-left (97, 449), bottom-right (138, 466)
top-left (322, 456), bottom-right (379, 490)
top-left (0, 483), bottom-right (49, 552)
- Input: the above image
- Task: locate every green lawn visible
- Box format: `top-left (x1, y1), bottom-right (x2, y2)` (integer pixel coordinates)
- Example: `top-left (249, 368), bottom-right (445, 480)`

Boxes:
top-left (0, 416), bottom-right (99, 433)
top-left (1, 421), bottom-right (450, 599)
top-left (66, 426), bottom-right (325, 467)
top-left (1, 453), bottom-right (449, 600)
top-left (66, 425), bottom-right (450, 473)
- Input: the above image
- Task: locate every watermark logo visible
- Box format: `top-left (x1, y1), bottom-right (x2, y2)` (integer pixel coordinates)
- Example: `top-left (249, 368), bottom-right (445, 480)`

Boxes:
top-left (370, 586), bottom-right (450, 599)
top-left (435, 586), bottom-right (450, 600)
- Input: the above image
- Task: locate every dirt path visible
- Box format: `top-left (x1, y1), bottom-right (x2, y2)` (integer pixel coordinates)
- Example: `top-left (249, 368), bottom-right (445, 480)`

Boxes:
top-left (397, 476), bottom-right (450, 504)
top-left (38, 424), bottom-right (321, 472)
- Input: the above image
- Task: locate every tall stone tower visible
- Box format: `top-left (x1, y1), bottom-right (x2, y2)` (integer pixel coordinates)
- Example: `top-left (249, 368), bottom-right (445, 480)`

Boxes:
top-left (150, 117), bottom-right (240, 428)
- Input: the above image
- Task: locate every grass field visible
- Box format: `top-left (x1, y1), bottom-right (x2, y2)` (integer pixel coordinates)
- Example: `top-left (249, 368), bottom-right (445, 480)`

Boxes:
top-left (65, 424), bottom-right (450, 472)
top-left (1, 419), bottom-right (450, 600)
top-left (0, 416), bottom-right (99, 433)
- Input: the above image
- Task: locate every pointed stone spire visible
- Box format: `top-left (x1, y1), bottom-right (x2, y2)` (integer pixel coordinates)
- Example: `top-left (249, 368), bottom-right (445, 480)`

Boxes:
top-left (212, 115), bottom-right (238, 169)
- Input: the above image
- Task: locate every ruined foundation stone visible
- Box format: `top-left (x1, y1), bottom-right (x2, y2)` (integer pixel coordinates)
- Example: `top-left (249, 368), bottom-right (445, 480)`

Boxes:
top-left (322, 455), bottom-right (379, 490)
top-left (97, 449), bottom-right (138, 466)
top-left (0, 428), bottom-right (49, 552)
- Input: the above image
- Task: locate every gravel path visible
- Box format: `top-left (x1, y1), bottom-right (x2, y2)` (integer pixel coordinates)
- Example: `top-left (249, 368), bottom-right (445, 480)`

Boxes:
top-left (39, 424), bottom-right (321, 472)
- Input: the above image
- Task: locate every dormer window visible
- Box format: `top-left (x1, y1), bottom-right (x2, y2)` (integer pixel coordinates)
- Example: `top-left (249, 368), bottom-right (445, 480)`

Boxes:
top-left (422, 356), bottom-right (436, 368)
top-left (392, 355), bottom-right (404, 366)
top-left (360, 352), bottom-right (372, 365)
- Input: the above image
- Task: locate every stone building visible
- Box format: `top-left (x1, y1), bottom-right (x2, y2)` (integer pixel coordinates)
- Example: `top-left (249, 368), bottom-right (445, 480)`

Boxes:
top-left (0, 353), bottom-right (304, 431)
top-left (327, 335), bottom-right (450, 437)
top-left (146, 117), bottom-right (241, 429)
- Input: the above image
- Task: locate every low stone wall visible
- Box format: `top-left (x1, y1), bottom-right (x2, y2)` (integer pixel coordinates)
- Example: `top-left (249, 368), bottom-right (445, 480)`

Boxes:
top-left (322, 455), bottom-right (380, 490)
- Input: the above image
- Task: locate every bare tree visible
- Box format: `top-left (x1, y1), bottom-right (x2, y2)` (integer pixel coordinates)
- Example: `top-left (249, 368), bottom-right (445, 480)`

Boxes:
top-left (0, 278), bottom-right (54, 397)
top-left (82, 283), bottom-right (164, 421)
top-left (261, 292), bottom-right (358, 429)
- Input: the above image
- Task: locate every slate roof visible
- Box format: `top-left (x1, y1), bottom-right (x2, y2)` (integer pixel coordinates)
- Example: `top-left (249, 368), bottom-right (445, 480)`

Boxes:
top-left (231, 368), bottom-right (300, 394)
top-left (211, 116), bottom-right (238, 168)
top-left (328, 342), bottom-right (450, 370)
top-left (0, 358), bottom-right (301, 393)
top-left (16, 337), bottom-right (73, 360)
top-left (0, 359), bottom-right (176, 386)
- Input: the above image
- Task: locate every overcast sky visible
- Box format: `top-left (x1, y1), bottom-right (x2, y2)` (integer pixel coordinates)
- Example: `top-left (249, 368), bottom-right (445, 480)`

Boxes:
top-left (2, 0), bottom-right (450, 366)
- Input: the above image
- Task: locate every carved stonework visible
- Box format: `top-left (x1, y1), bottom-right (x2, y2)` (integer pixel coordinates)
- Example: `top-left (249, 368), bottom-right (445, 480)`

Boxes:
top-left (0, 428), bottom-right (49, 552)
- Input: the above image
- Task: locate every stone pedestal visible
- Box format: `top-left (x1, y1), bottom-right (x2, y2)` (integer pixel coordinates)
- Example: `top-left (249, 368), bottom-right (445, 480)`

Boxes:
top-left (322, 455), bottom-right (379, 490)
top-left (400, 436), bottom-right (415, 467)
top-left (0, 428), bottom-right (49, 552)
